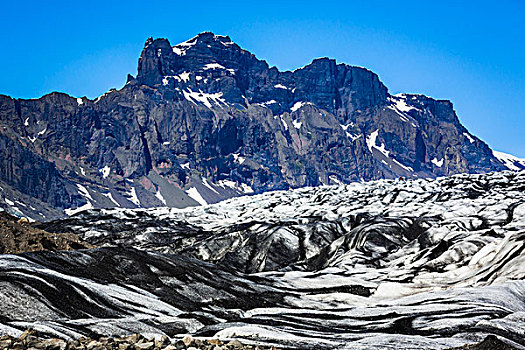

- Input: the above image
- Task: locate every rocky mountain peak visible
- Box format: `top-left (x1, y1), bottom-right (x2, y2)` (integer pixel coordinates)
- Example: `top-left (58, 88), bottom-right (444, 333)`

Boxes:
top-left (135, 33), bottom-right (392, 120)
top-left (189, 31), bottom-right (233, 44)
top-left (136, 33), bottom-right (268, 96)
top-left (307, 56), bottom-right (337, 68)
top-left (137, 37), bottom-right (177, 86)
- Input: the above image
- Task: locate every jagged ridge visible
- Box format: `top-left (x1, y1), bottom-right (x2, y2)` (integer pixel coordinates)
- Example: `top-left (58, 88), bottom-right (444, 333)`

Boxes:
top-left (0, 32), bottom-right (511, 221)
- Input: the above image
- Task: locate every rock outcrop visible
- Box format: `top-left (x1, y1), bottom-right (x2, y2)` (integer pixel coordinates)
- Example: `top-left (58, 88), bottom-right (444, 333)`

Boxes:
top-left (0, 211), bottom-right (93, 254)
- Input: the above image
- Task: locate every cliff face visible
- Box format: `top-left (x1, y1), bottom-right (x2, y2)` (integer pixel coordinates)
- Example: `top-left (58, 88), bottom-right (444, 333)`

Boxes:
top-left (0, 32), bottom-right (507, 220)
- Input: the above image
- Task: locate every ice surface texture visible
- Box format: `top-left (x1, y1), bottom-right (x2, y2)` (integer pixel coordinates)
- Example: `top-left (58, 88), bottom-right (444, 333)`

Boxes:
top-left (1, 170), bottom-right (525, 349)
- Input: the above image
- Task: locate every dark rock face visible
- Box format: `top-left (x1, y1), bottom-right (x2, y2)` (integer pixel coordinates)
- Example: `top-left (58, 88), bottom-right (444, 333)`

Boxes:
top-left (0, 131), bottom-right (82, 209)
top-left (0, 32), bottom-right (509, 220)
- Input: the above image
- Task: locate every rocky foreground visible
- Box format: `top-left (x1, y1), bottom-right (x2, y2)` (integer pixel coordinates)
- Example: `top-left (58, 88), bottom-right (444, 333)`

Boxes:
top-left (0, 171), bottom-right (524, 349)
top-left (0, 330), bottom-right (279, 350)
top-left (0, 331), bottom-right (518, 350)
top-left (0, 212), bottom-right (93, 254)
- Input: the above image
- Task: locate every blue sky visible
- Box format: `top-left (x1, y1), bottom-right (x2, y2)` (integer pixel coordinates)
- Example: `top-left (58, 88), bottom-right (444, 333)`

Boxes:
top-left (1, 0), bottom-right (524, 156)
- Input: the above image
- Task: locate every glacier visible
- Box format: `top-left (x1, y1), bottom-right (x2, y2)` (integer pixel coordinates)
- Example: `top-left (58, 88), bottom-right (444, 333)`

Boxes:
top-left (0, 170), bottom-right (524, 349)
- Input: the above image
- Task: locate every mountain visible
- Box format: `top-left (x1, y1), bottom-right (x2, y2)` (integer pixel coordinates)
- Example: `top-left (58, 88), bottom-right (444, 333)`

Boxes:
top-left (1, 170), bottom-right (524, 349)
top-left (0, 32), bottom-right (515, 221)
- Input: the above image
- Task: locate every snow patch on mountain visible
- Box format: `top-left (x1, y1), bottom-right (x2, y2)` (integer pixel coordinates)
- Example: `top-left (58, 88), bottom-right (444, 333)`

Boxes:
top-left (186, 187), bottom-right (207, 206)
top-left (493, 150), bottom-right (525, 171)
top-left (259, 100), bottom-right (277, 107)
top-left (290, 101), bottom-right (313, 112)
top-left (292, 120), bottom-right (302, 129)
top-left (464, 132), bottom-right (476, 143)
top-left (367, 130), bottom-right (388, 157)
top-left (126, 187), bottom-right (140, 207)
top-left (367, 130), bottom-right (413, 172)
top-left (391, 94), bottom-right (416, 113)
top-left (217, 180), bottom-right (253, 194)
top-left (432, 157), bottom-right (444, 167)
top-left (155, 189), bottom-right (167, 205)
top-left (203, 63), bottom-right (225, 70)
top-left (163, 72), bottom-right (191, 85)
top-left (172, 37), bottom-right (197, 56)
top-left (280, 116), bottom-right (288, 130)
top-left (64, 201), bottom-right (93, 216)
top-left (94, 90), bottom-right (113, 103)
top-left (99, 166), bottom-right (110, 179)
top-left (232, 153), bottom-right (245, 164)
top-left (183, 89), bottom-right (225, 108)
top-left (200, 63), bottom-right (235, 75)
top-left (102, 192), bottom-right (120, 207)
top-left (76, 184), bottom-right (93, 201)
top-left (202, 178), bottom-right (220, 195)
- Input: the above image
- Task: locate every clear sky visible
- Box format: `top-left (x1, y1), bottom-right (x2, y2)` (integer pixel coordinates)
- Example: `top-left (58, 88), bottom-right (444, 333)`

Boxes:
top-left (1, 0), bottom-right (524, 156)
